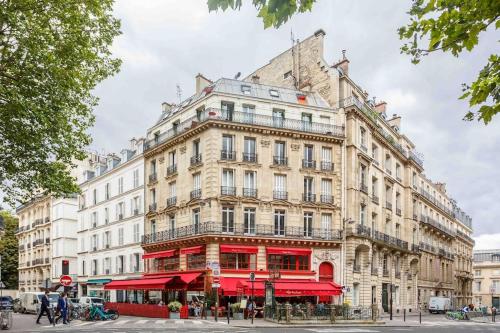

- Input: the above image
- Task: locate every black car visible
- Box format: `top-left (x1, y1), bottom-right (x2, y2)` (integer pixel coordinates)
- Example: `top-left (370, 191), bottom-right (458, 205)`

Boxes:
top-left (0, 296), bottom-right (13, 310)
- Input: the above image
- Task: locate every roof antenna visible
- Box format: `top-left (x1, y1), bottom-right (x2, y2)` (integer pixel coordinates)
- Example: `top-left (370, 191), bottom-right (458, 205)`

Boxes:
top-left (176, 84), bottom-right (182, 103)
top-left (234, 72), bottom-right (241, 80)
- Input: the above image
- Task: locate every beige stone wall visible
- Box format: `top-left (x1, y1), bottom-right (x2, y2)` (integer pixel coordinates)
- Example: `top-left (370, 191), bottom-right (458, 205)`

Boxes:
top-left (473, 260), bottom-right (500, 308)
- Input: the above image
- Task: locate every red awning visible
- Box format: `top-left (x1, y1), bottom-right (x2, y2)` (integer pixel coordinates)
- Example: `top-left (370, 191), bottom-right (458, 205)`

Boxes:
top-left (266, 247), bottom-right (312, 256)
top-left (104, 277), bottom-right (173, 290)
top-left (220, 277), bottom-right (247, 295)
top-left (142, 249), bottom-right (177, 259)
top-left (220, 244), bottom-right (258, 254)
top-left (177, 272), bottom-right (202, 284)
top-left (235, 278), bottom-right (342, 297)
top-left (180, 245), bottom-right (205, 255)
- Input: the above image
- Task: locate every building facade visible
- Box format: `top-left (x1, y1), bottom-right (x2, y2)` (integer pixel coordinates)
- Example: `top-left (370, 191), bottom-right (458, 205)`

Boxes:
top-left (141, 76), bottom-right (345, 299)
top-left (77, 139), bottom-right (145, 300)
top-left (245, 29), bottom-right (474, 311)
top-left (16, 159), bottom-right (94, 292)
top-left (472, 250), bottom-right (500, 309)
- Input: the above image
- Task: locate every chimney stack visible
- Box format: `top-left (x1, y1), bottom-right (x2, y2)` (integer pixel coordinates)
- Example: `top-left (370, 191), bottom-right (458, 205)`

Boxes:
top-left (374, 101), bottom-right (387, 115)
top-left (195, 73), bottom-right (213, 94)
top-left (161, 102), bottom-right (174, 113)
top-left (332, 50), bottom-right (349, 76)
top-left (251, 75), bottom-right (260, 84)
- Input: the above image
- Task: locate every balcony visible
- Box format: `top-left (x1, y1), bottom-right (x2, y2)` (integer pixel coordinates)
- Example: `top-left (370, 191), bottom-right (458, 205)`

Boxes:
top-left (372, 230), bottom-right (408, 251)
top-left (302, 193), bottom-right (316, 202)
top-left (118, 213), bottom-right (123, 220)
top-left (190, 154), bottom-right (202, 166)
top-left (166, 164), bottom-right (177, 176)
top-left (190, 189), bottom-right (202, 199)
top-left (45, 237), bottom-right (50, 244)
top-left (320, 161), bottom-right (334, 172)
top-left (273, 191), bottom-right (288, 200)
top-left (166, 197), bottom-right (177, 207)
top-left (144, 108), bottom-right (345, 152)
top-left (142, 221), bottom-right (343, 245)
top-left (320, 195), bottom-right (334, 204)
top-left (353, 264), bottom-right (361, 273)
top-left (360, 183), bottom-right (368, 194)
top-left (348, 224), bottom-right (372, 238)
top-left (411, 244), bottom-right (420, 252)
top-left (385, 202), bottom-right (392, 210)
top-left (221, 186), bottom-right (236, 196)
top-left (45, 258), bottom-right (49, 264)
top-left (220, 150), bottom-right (236, 161)
top-left (372, 195), bottom-right (379, 205)
top-left (148, 203), bottom-right (157, 213)
top-left (419, 188), bottom-right (454, 217)
top-left (133, 209), bottom-right (140, 216)
top-left (407, 274), bottom-right (413, 280)
top-left (395, 271), bottom-right (401, 279)
top-left (386, 169), bottom-right (392, 175)
top-left (44, 217), bottom-right (50, 223)
top-left (243, 188), bottom-right (258, 198)
top-left (148, 173), bottom-right (157, 184)
top-left (456, 230), bottom-right (475, 244)
top-left (421, 215), bottom-right (456, 238)
top-left (19, 244), bottom-right (25, 251)
top-left (360, 144), bottom-right (368, 153)
top-left (242, 153), bottom-right (258, 163)
top-left (413, 213), bottom-right (418, 220)
top-left (33, 239), bottom-right (44, 247)
top-left (371, 267), bottom-right (378, 276)
top-left (27, 243), bottom-right (31, 249)
top-left (396, 207), bottom-right (402, 216)
top-left (302, 159), bottom-right (316, 169)
top-left (273, 156), bottom-right (288, 166)
top-left (383, 269), bottom-right (389, 277)
top-left (419, 241), bottom-right (436, 253)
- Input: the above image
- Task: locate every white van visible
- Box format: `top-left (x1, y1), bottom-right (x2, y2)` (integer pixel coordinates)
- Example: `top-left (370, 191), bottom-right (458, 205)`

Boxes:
top-left (18, 292), bottom-right (59, 314)
top-left (428, 296), bottom-right (451, 313)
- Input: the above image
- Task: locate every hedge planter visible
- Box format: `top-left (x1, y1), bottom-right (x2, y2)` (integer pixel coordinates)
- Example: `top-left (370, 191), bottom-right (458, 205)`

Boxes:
top-left (169, 312), bottom-right (180, 320)
top-left (233, 312), bottom-right (244, 320)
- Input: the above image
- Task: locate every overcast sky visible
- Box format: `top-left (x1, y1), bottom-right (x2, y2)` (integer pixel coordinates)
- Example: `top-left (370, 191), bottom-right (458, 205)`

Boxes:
top-left (89, 1), bottom-right (499, 247)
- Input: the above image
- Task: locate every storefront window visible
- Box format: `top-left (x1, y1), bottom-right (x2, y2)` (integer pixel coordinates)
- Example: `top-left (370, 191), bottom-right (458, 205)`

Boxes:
top-left (187, 253), bottom-right (205, 270)
top-left (220, 253), bottom-right (256, 270)
top-left (150, 256), bottom-right (179, 273)
top-left (267, 254), bottom-right (310, 271)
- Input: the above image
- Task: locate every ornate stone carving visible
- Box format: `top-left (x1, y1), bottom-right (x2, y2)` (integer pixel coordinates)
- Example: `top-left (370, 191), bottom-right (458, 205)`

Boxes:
top-left (315, 250), bottom-right (339, 262)
top-left (179, 145), bottom-right (187, 154)
top-left (260, 139), bottom-right (271, 147)
top-left (291, 143), bottom-right (300, 151)
top-left (158, 157), bottom-right (165, 164)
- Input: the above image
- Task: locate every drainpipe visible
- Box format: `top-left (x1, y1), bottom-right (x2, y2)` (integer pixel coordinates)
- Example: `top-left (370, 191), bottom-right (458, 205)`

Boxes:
top-left (341, 133), bottom-right (347, 305)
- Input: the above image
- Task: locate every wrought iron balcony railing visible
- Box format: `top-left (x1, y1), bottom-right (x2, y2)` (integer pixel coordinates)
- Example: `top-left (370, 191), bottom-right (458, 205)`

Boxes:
top-left (302, 193), bottom-right (316, 202)
top-left (190, 189), bottom-right (202, 199)
top-left (142, 221), bottom-right (343, 245)
top-left (372, 195), bottom-right (379, 204)
top-left (242, 153), bottom-right (258, 163)
top-left (190, 154), bottom-right (202, 166)
top-left (273, 191), bottom-right (288, 200)
top-left (302, 159), bottom-right (316, 169)
top-left (148, 173), bottom-right (157, 184)
top-left (221, 186), bottom-right (236, 196)
top-left (166, 164), bottom-right (177, 176)
top-left (243, 188), bottom-right (258, 198)
top-left (220, 150), bottom-right (236, 161)
top-left (320, 195), bottom-right (334, 204)
top-left (360, 183), bottom-right (368, 194)
top-left (166, 197), bottom-right (177, 207)
top-left (320, 161), bottom-right (334, 172)
top-left (273, 156), bottom-right (288, 166)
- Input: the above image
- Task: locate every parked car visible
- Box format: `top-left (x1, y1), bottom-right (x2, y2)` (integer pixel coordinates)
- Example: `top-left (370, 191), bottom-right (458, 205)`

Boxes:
top-left (0, 296), bottom-right (13, 310)
top-left (79, 296), bottom-right (105, 309)
top-left (18, 292), bottom-right (59, 314)
top-left (428, 296), bottom-right (451, 314)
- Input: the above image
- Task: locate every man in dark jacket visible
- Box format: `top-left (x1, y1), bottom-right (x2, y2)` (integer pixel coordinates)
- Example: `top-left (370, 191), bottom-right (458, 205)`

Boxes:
top-left (36, 291), bottom-right (53, 324)
top-left (55, 292), bottom-right (68, 324)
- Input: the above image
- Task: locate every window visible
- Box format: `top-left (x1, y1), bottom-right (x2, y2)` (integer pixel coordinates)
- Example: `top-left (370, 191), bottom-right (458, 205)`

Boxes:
top-left (151, 220), bottom-right (156, 235)
top-left (303, 212), bottom-right (313, 237)
top-left (268, 254), bottom-right (309, 271)
top-left (222, 169), bottom-right (235, 189)
top-left (118, 228), bottom-right (124, 246)
top-left (92, 259), bottom-right (98, 275)
top-left (360, 205), bottom-right (366, 225)
top-left (274, 210), bottom-right (285, 236)
top-left (272, 109), bottom-right (285, 127)
top-left (220, 253), bottom-right (256, 270)
top-left (396, 163), bottom-right (401, 179)
top-left (104, 257), bottom-right (111, 274)
top-left (243, 137), bottom-right (256, 162)
top-left (91, 212), bottom-right (98, 228)
top-left (241, 85), bottom-right (251, 95)
top-left (412, 172), bottom-right (417, 188)
top-left (93, 189), bottom-right (97, 205)
top-left (321, 214), bottom-right (332, 238)
top-left (104, 231), bottom-right (111, 248)
top-left (274, 174), bottom-right (287, 199)
top-left (193, 209), bottom-right (200, 232)
top-left (303, 177), bottom-right (314, 201)
top-left (222, 135), bottom-right (234, 159)
top-left (150, 188), bottom-right (156, 204)
top-left (187, 253), bottom-right (206, 270)
top-left (118, 177), bottom-right (124, 194)
top-left (353, 283), bottom-right (360, 306)
top-left (395, 223), bottom-right (401, 238)
top-left (283, 70), bottom-right (292, 79)
top-left (91, 234), bottom-right (98, 251)
top-left (274, 141), bottom-right (286, 164)
top-left (169, 181), bottom-right (176, 199)
top-left (269, 89), bottom-right (280, 98)
top-left (372, 177), bottom-right (378, 197)
top-left (242, 104), bottom-right (255, 123)
top-left (133, 169), bottom-right (139, 188)
top-left (304, 145), bottom-right (314, 162)
top-left (152, 256), bottom-right (179, 273)
top-left (244, 208), bottom-right (256, 234)
top-left (385, 154), bottom-right (391, 174)
top-left (360, 164), bottom-right (367, 188)
top-left (372, 145), bottom-right (378, 161)
top-left (302, 113), bottom-right (312, 130)
top-left (133, 224), bottom-right (140, 243)
top-left (221, 101), bottom-right (234, 120)
top-left (360, 127), bottom-right (366, 147)
top-left (117, 202), bottom-right (125, 219)
top-left (131, 196), bottom-right (141, 215)
top-left (193, 139), bottom-right (201, 157)
top-left (244, 171), bottom-right (257, 197)
top-left (116, 255), bottom-right (125, 274)
top-left (475, 281), bottom-right (481, 292)
top-left (105, 183), bottom-right (110, 200)
top-left (131, 253), bottom-right (140, 272)
top-left (321, 147), bottom-right (333, 171)
top-left (222, 206), bottom-right (234, 233)
top-left (321, 179), bottom-right (333, 203)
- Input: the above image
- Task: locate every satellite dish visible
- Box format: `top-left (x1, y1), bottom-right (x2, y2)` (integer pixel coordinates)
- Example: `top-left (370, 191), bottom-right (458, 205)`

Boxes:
top-left (234, 72), bottom-right (241, 80)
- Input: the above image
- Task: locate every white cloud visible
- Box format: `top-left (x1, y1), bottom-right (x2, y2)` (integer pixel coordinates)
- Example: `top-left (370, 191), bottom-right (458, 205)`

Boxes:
top-left (473, 234), bottom-right (500, 250)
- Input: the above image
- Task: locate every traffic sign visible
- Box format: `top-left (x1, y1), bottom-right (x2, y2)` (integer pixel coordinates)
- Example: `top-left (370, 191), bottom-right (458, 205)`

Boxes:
top-left (249, 272), bottom-right (255, 281)
top-left (212, 283), bottom-right (221, 288)
top-left (213, 276), bottom-right (220, 283)
top-left (213, 267), bottom-right (220, 277)
top-left (59, 275), bottom-right (72, 286)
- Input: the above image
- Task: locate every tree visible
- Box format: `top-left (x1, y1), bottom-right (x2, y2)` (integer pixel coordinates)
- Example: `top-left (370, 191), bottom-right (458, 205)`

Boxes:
top-left (0, 211), bottom-right (18, 289)
top-left (0, 0), bottom-right (121, 205)
top-left (399, 0), bottom-right (499, 124)
top-left (207, 0), bottom-right (317, 28)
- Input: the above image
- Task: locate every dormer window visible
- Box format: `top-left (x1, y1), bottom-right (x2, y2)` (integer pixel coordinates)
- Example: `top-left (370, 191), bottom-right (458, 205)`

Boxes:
top-left (269, 89), bottom-right (280, 98)
top-left (241, 85), bottom-right (251, 95)
top-left (297, 94), bottom-right (307, 105)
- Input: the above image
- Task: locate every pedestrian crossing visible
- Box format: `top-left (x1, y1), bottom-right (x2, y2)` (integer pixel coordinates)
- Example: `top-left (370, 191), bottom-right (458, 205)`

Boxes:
top-left (41, 318), bottom-right (228, 329)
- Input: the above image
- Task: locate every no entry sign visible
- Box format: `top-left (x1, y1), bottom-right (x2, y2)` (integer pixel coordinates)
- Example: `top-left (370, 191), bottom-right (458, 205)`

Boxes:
top-left (59, 275), bottom-right (72, 286)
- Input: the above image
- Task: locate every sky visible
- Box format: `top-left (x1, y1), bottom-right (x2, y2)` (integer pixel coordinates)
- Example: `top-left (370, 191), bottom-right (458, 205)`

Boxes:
top-left (88, 1), bottom-right (499, 248)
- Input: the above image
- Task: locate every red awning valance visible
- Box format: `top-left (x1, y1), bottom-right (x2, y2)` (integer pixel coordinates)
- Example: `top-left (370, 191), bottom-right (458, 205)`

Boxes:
top-left (221, 278), bottom-right (342, 297)
top-left (142, 249), bottom-right (177, 259)
top-left (180, 246), bottom-right (205, 255)
top-left (220, 244), bottom-right (258, 254)
top-left (177, 272), bottom-right (202, 284)
top-left (266, 247), bottom-right (312, 256)
top-left (104, 277), bottom-right (173, 290)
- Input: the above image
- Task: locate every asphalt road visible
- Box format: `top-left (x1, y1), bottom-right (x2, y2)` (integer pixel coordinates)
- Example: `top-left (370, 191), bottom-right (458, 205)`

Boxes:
top-left (11, 313), bottom-right (500, 333)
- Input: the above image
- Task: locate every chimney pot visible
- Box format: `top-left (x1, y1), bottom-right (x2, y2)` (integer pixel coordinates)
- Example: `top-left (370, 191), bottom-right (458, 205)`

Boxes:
top-left (251, 75), bottom-right (260, 84)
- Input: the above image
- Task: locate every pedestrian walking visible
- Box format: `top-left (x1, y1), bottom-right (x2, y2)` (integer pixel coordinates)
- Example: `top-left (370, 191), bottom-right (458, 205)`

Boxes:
top-left (36, 290), bottom-right (53, 325)
top-left (492, 306), bottom-right (497, 322)
top-left (55, 292), bottom-right (69, 324)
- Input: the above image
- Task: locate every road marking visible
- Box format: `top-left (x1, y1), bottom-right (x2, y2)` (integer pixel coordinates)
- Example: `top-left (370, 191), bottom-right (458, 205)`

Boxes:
top-left (192, 320), bottom-right (203, 324)
top-left (94, 321), bottom-right (110, 326)
top-left (135, 319), bottom-right (148, 324)
top-left (174, 319), bottom-right (185, 324)
top-left (155, 320), bottom-right (167, 324)
top-left (306, 329), bottom-right (380, 333)
top-left (113, 319), bottom-right (130, 325)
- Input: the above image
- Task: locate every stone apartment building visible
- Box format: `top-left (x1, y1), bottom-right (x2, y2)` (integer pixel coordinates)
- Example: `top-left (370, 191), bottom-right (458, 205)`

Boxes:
top-left (139, 76), bottom-right (345, 299)
top-left (472, 250), bottom-right (500, 309)
top-left (76, 138), bottom-right (145, 301)
top-left (244, 29), bottom-right (473, 311)
top-left (16, 158), bottom-right (94, 292)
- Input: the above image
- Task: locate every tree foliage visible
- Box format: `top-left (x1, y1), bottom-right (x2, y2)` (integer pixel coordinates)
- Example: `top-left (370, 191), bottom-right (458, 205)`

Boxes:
top-left (399, 0), bottom-right (500, 124)
top-left (0, 0), bottom-right (121, 205)
top-left (207, 0), bottom-right (317, 28)
top-left (0, 211), bottom-right (18, 289)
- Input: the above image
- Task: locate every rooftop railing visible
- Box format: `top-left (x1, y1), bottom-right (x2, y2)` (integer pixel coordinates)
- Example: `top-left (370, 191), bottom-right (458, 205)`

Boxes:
top-left (144, 108), bottom-right (345, 151)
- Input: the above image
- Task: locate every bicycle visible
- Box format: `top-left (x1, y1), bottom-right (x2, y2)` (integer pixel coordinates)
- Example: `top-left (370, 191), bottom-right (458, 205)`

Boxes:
top-left (84, 305), bottom-right (118, 321)
top-left (445, 311), bottom-right (465, 321)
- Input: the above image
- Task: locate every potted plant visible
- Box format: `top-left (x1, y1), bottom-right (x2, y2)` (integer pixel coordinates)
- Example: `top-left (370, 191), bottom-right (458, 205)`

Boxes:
top-left (231, 303), bottom-right (243, 320)
top-left (168, 301), bottom-right (182, 319)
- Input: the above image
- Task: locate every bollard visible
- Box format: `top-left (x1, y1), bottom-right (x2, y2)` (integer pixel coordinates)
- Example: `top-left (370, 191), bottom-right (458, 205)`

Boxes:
top-left (404, 308), bottom-right (406, 322)
top-left (227, 302), bottom-right (230, 324)
top-left (419, 311), bottom-right (421, 324)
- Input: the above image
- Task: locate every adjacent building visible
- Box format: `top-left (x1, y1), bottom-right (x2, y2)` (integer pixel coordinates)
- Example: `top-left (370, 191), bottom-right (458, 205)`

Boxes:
top-left (472, 250), bottom-right (500, 309)
top-left (76, 138), bottom-right (145, 301)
